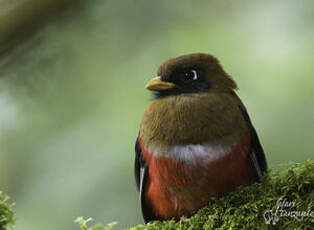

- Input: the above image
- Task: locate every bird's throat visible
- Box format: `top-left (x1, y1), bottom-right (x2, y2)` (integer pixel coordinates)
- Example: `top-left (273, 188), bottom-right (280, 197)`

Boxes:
top-left (139, 92), bottom-right (246, 149)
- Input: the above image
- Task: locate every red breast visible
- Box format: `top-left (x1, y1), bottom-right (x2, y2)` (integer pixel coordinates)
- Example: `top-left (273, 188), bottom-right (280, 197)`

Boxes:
top-left (138, 132), bottom-right (255, 220)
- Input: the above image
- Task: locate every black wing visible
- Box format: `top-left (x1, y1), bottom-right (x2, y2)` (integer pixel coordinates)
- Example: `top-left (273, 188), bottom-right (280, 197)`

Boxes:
top-left (134, 137), bottom-right (160, 223)
top-left (236, 97), bottom-right (268, 181)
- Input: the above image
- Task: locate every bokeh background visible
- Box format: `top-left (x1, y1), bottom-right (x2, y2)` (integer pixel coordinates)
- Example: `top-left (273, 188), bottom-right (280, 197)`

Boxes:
top-left (0, 0), bottom-right (313, 229)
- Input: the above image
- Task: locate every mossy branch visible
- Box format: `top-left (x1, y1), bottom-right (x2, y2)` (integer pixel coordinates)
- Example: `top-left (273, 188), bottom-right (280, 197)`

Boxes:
top-left (1, 161), bottom-right (313, 230)
top-left (79, 161), bottom-right (314, 230)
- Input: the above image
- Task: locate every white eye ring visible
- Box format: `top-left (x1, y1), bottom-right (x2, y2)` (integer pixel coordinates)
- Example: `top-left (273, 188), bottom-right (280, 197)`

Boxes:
top-left (191, 70), bottom-right (198, 80)
top-left (183, 69), bottom-right (198, 82)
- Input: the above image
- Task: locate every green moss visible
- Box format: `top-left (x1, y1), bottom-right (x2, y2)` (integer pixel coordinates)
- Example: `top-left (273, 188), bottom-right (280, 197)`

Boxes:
top-left (0, 191), bottom-right (15, 230)
top-left (75, 217), bottom-right (117, 230)
top-left (79, 161), bottom-right (314, 230)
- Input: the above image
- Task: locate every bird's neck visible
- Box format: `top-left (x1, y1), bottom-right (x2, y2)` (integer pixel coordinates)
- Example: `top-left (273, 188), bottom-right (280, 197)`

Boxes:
top-left (139, 92), bottom-right (246, 155)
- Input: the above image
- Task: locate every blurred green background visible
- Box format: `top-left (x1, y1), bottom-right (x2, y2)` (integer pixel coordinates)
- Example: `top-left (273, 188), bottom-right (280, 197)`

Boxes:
top-left (0, 0), bottom-right (313, 229)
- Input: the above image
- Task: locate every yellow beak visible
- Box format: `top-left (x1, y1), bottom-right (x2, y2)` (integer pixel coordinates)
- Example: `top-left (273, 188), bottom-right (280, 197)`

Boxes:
top-left (145, 76), bottom-right (176, 91)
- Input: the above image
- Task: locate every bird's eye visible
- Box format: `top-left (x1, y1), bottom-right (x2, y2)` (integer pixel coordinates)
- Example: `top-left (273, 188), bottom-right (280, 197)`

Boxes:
top-left (183, 70), bottom-right (198, 82)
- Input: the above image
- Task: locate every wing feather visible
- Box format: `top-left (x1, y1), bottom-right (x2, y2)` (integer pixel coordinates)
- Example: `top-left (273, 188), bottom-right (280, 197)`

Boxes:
top-left (134, 137), bottom-right (159, 223)
top-left (237, 98), bottom-right (268, 181)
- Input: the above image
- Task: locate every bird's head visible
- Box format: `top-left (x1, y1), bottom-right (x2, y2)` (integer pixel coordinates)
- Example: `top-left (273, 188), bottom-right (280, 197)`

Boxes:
top-left (145, 53), bottom-right (237, 98)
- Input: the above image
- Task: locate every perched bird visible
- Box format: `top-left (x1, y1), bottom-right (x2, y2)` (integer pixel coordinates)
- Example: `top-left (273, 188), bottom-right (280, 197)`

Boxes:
top-left (134, 53), bottom-right (267, 223)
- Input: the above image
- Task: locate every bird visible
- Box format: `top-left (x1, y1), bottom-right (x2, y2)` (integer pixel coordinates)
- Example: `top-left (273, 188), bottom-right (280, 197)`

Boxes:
top-left (134, 53), bottom-right (267, 223)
